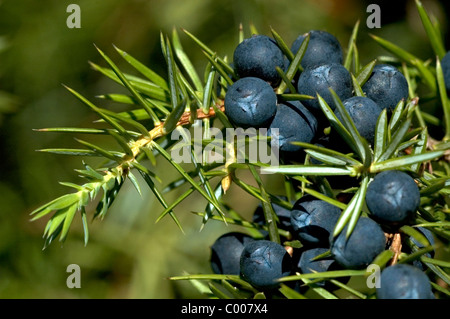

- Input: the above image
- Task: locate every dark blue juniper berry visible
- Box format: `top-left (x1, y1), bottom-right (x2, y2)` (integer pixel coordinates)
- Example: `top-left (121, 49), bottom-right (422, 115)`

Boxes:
top-left (233, 35), bottom-right (285, 86)
top-left (335, 96), bottom-right (383, 145)
top-left (224, 77), bottom-right (277, 129)
top-left (268, 100), bottom-right (318, 158)
top-left (365, 170), bottom-right (420, 226)
top-left (330, 217), bottom-right (386, 269)
top-left (409, 227), bottom-right (435, 270)
top-left (210, 232), bottom-right (255, 275)
top-left (377, 264), bottom-right (434, 299)
top-left (410, 227), bottom-right (435, 253)
top-left (297, 247), bottom-right (348, 289)
top-left (308, 136), bottom-right (329, 165)
top-left (362, 64), bottom-right (409, 112)
top-left (290, 195), bottom-right (341, 246)
top-left (240, 240), bottom-right (292, 290)
top-left (441, 51), bottom-right (450, 93)
top-left (253, 198), bottom-right (293, 234)
top-left (297, 63), bottom-right (353, 113)
top-left (291, 30), bottom-right (343, 69)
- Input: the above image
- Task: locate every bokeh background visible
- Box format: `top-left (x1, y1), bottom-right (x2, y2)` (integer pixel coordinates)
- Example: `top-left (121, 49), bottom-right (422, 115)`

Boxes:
top-left (0, 0), bottom-right (449, 298)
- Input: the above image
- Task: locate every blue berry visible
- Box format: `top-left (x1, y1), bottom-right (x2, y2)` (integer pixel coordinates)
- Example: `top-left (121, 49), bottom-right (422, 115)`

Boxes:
top-left (441, 51), bottom-right (450, 93)
top-left (233, 35), bottom-right (285, 86)
top-left (362, 64), bottom-right (409, 112)
top-left (253, 199), bottom-right (293, 232)
top-left (268, 101), bottom-right (318, 156)
top-left (224, 77), bottom-right (277, 129)
top-left (297, 63), bottom-right (352, 112)
top-left (377, 264), bottom-right (434, 299)
top-left (290, 195), bottom-right (341, 246)
top-left (336, 96), bottom-right (382, 145)
top-left (330, 217), bottom-right (386, 269)
top-left (297, 247), bottom-right (346, 288)
top-left (411, 227), bottom-right (435, 251)
top-left (410, 227), bottom-right (435, 270)
top-left (291, 30), bottom-right (343, 69)
top-left (210, 232), bottom-right (255, 275)
top-left (365, 170), bottom-right (420, 226)
top-left (240, 240), bottom-right (292, 290)
top-left (309, 137), bottom-right (329, 165)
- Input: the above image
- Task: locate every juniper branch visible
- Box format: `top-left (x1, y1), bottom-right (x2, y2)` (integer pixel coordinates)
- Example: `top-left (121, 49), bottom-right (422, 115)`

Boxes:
top-left (32, 101), bottom-right (226, 245)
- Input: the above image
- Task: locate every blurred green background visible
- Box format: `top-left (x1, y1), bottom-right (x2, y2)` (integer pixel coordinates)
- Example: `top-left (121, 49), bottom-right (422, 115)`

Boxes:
top-left (0, 0), bottom-right (448, 298)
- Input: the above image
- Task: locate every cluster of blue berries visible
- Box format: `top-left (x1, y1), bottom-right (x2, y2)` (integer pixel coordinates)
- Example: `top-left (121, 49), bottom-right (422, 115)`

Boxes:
top-left (224, 31), bottom-right (409, 160)
top-left (211, 30), bottom-right (436, 298)
top-left (210, 169), bottom-right (433, 298)
top-left (210, 171), bottom-right (434, 297)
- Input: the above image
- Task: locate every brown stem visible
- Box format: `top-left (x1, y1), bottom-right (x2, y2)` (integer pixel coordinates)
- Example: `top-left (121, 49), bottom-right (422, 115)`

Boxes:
top-left (388, 232), bottom-right (402, 266)
top-left (176, 101), bottom-right (225, 126)
top-left (129, 103), bottom-right (225, 159)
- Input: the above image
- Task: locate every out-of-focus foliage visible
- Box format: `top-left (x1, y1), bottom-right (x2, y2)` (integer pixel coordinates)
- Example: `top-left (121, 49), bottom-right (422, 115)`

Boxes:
top-left (0, 0), bottom-right (448, 298)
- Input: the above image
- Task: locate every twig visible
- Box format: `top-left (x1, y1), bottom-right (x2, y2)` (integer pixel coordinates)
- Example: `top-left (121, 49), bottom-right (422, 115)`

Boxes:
top-left (387, 232), bottom-right (402, 265)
